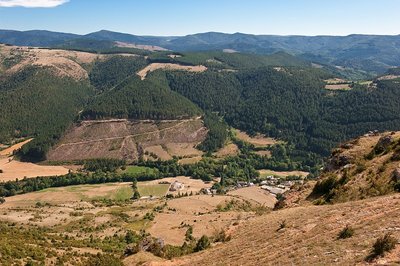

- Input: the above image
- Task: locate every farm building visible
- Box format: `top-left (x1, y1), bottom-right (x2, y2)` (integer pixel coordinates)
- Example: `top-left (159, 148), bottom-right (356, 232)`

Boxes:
top-left (169, 181), bottom-right (184, 191)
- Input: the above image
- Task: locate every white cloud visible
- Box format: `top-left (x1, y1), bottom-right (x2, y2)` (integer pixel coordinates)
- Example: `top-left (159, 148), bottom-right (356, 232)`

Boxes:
top-left (0, 0), bottom-right (69, 8)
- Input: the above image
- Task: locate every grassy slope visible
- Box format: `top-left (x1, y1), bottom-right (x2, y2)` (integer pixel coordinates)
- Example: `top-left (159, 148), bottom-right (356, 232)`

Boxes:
top-left (170, 194), bottom-right (400, 265)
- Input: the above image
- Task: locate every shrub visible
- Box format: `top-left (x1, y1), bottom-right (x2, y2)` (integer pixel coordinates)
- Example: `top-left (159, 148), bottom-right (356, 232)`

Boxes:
top-left (367, 233), bottom-right (397, 260)
top-left (213, 229), bottom-right (231, 243)
top-left (0, 197), bottom-right (5, 204)
top-left (277, 220), bottom-right (287, 231)
top-left (195, 235), bottom-right (210, 252)
top-left (337, 225), bottom-right (354, 239)
top-left (312, 175), bottom-right (338, 196)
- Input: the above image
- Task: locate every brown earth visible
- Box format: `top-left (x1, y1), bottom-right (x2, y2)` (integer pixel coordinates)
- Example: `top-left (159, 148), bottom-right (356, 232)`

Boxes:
top-left (137, 63), bottom-right (207, 80)
top-left (47, 118), bottom-right (207, 162)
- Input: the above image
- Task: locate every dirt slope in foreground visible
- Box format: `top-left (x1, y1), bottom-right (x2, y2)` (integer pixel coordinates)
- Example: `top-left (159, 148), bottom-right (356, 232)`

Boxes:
top-left (47, 118), bottom-right (207, 162)
top-left (138, 194), bottom-right (400, 266)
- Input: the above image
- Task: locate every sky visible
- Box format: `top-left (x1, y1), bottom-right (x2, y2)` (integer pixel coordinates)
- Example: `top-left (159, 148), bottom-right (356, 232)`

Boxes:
top-left (0, 0), bottom-right (399, 36)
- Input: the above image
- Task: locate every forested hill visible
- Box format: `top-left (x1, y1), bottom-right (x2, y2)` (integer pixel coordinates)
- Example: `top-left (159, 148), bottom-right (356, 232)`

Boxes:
top-left (2, 44), bottom-right (400, 165)
top-left (1, 29), bottom-right (400, 75)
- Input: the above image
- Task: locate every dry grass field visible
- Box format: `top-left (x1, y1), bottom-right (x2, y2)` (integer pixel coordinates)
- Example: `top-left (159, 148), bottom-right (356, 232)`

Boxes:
top-left (0, 138), bottom-right (33, 156)
top-left (213, 143), bottom-right (239, 158)
top-left (0, 157), bottom-right (69, 181)
top-left (234, 129), bottom-right (278, 147)
top-left (228, 186), bottom-right (277, 208)
top-left (0, 44), bottom-right (104, 80)
top-left (259, 169), bottom-right (310, 178)
top-left (137, 63), bottom-right (207, 80)
top-left (0, 139), bottom-right (69, 181)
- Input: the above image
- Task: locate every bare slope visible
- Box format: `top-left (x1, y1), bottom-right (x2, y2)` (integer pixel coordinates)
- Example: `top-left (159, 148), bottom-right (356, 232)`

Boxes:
top-left (47, 118), bottom-right (207, 162)
top-left (0, 44), bottom-right (104, 80)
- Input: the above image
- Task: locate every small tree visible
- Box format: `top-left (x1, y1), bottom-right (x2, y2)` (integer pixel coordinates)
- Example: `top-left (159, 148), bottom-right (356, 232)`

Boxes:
top-left (132, 178), bottom-right (138, 190)
top-left (338, 225), bottom-right (354, 239)
top-left (132, 190), bottom-right (141, 200)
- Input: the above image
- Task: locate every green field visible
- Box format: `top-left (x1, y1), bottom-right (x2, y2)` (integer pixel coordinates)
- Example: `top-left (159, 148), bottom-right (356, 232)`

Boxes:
top-left (123, 166), bottom-right (156, 175)
top-left (137, 183), bottom-right (170, 197)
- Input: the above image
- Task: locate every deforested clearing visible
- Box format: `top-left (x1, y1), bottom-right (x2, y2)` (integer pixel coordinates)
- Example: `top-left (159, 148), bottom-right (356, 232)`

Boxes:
top-left (47, 118), bottom-right (207, 162)
top-left (0, 44), bottom-right (104, 80)
top-left (235, 129), bottom-right (278, 147)
top-left (137, 63), bottom-right (207, 80)
top-left (115, 41), bottom-right (168, 51)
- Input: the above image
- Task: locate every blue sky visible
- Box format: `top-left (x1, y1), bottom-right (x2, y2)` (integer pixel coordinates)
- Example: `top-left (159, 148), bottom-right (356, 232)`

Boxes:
top-left (0, 0), bottom-right (399, 36)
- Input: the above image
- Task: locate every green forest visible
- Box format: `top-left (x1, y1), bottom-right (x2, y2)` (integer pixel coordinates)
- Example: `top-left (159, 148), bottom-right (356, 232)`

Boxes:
top-left (1, 51), bottom-right (400, 168)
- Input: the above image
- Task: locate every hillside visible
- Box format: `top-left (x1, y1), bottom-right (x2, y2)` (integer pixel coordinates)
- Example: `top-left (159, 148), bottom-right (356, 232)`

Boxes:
top-left (131, 132), bottom-right (400, 265)
top-left (2, 29), bottom-right (400, 75)
top-left (309, 131), bottom-right (400, 204)
top-left (47, 118), bottom-right (207, 162)
top-left (155, 194), bottom-right (400, 266)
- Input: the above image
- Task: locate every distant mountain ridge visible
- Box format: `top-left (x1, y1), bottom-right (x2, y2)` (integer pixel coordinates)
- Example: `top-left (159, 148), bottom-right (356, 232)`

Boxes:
top-left (1, 29), bottom-right (400, 74)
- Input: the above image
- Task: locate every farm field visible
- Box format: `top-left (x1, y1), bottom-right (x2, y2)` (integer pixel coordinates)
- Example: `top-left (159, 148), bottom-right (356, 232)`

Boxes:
top-left (0, 178), bottom-right (270, 264)
top-left (259, 169), bottom-right (309, 178)
top-left (137, 183), bottom-right (170, 197)
top-left (0, 138), bottom-right (33, 156)
top-left (228, 186), bottom-right (277, 208)
top-left (123, 165), bottom-right (156, 175)
top-left (0, 157), bottom-right (69, 182)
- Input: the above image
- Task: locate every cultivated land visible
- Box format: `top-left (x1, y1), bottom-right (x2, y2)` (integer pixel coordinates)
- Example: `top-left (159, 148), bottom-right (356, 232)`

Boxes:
top-left (0, 138), bottom-right (33, 156)
top-left (0, 177), bottom-right (271, 263)
top-left (0, 139), bottom-right (69, 181)
top-left (47, 118), bottom-right (207, 162)
top-left (0, 157), bottom-right (69, 181)
top-left (137, 63), bottom-right (207, 80)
